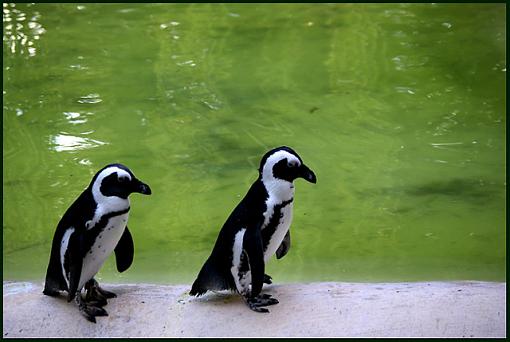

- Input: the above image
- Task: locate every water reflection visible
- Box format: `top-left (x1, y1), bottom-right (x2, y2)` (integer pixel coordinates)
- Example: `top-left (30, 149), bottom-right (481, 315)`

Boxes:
top-left (395, 86), bottom-right (416, 94)
top-left (426, 110), bottom-right (460, 136)
top-left (392, 55), bottom-right (429, 71)
top-left (3, 3), bottom-right (45, 57)
top-left (77, 93), bottom-right (102, 104)
top-left (164, 82), bottom-right (223, 111)
top-left (63, 111), bottom-right (88, 125)
top-left (50, 133), bottom-right (107, 152)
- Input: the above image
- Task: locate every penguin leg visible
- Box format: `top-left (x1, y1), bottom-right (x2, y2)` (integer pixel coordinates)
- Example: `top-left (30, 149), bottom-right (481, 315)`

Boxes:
top-left (233, 258), bottom-right (276, 313)
top-left (91, 278), bottom-right (117, 298)
top-left (84, 278), bottom-right (116, 307)
top-left (242, 226), bottom-right (279, 313)
top-left (75, 292), bottom-right (108, 323)
top-left (263, 274), bottom-right (272, 284)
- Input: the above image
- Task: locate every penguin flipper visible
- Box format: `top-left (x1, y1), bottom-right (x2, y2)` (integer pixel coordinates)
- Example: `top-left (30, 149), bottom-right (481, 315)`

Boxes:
top-left (275, 230), bottom-right (291, 259)
top-left (44, 223), bottom-right (74, 295)
top-left (67, 231), bottom-right (84, 302)
top-left (114, 227), bottom-right (134, 273)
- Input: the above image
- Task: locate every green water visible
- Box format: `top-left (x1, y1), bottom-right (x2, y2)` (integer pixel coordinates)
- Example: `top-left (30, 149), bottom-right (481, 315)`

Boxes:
top-left (3, 3), bottom-right (506, 284)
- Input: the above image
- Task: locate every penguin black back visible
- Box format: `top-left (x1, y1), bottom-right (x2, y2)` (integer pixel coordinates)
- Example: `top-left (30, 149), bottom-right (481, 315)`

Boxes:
top-left (44, 190), bottom-right (96, 295)
top-left (190, 180), bottom-right (268, 295)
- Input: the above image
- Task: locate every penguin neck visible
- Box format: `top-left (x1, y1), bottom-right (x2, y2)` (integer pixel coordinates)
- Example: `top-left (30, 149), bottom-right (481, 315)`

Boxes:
top-left (87, 184), bottom-right (130, 230)
top-left (260, 175), bottom-right (295, 203)
top-left (98, 195), bottom-right (130, 212)
top-left (91, 182), bottom-right (130, 212)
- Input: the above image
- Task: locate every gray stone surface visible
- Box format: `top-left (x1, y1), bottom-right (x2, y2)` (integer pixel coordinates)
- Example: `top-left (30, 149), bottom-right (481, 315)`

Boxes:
top-left (2, 281), bottom-right (506, 337)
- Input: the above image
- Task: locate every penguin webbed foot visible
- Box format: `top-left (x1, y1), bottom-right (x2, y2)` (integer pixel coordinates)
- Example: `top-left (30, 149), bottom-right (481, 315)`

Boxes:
top-left (75, 294), bottom-right (108, 323)
top-left (86, 298), bottom-right (107, 308)
top-left (246, 293), bottom-right (279, 313)
top-left (263, 274), bottom-right (273, 284)
top-left (84, 279), bottom-right (116, 307)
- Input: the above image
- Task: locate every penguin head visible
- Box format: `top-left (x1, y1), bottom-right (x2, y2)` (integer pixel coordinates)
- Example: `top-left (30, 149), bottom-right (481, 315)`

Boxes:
top-left (90, 164), bottom-right (152, 199)
top-left (259, 146), bottom-right (317, 184)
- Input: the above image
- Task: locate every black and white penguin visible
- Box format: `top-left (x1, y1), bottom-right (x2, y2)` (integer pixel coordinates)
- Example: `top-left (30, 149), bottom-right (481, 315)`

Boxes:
top-left (43, 164), bottom-right (151, 323)
top-left (190, 146), bottom-right (316, 312)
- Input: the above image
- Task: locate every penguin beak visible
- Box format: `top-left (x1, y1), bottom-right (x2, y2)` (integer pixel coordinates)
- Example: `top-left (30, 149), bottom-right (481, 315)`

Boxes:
top-left (133, 179), bottom-right (152, 195)
top-left (299, 164), bottom-right (317, 184)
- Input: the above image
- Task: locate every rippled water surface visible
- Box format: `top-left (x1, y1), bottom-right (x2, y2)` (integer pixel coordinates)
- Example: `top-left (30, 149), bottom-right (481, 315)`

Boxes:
top-left (3, 3), bottom-right (506, 284)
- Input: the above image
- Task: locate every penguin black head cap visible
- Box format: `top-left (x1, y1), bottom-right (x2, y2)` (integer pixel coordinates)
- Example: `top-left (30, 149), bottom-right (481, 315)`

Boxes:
top-left (259, 146), bottom-right (317, 184)
top-left (89, 163), bottom-right (152, 199)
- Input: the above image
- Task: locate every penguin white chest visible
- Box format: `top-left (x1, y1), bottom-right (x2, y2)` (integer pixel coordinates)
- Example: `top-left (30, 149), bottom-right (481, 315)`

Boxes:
top-left (78, 212), bottom-right (129, 289)
top-left (263, 201), bottom-right (293, 262)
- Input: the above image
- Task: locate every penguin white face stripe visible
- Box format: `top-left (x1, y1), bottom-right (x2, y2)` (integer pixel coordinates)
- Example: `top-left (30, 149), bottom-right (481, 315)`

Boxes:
top-left (261, 150), bottom-right (299, 202)
top-left (87, 166), bottom-right (131, 230)
top-left (260, 150), bottom-right (298, 228)
top-left (60, 227), bottom-right (75, 289)
top-left (92, 166), bottom-right (132, 201)
top-left (261, 150), bottom-right (301, 183)
top-left (231, 228), bottom-right (247, 295)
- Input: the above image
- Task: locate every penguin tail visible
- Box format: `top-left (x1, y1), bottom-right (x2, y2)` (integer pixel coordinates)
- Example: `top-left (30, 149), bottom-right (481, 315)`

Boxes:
top-left (43, 274), bottom-right (64, 297)
top-left (189, 281), bottom-right (206, 297)
top-left (43, 254), bottom-right (68, 296)
top-left (190, 258), bottom-right (228, 297)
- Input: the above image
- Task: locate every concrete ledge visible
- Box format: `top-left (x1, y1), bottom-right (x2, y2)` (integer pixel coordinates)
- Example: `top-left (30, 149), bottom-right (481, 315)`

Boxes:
top-left (2, 281), bottom-right (506, 337)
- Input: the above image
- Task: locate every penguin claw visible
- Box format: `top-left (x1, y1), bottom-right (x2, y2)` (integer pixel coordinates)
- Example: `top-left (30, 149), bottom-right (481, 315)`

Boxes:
top-left (84, 314), bottom-right (97, 324)
top-left (97, 287), bottom-right (117, 299)
top-left (263, 274), bottom-right (273, 284)
top-left (260, 297), bottom-right (279, 306)
top-left (255, 293), bottom-right (279, 305)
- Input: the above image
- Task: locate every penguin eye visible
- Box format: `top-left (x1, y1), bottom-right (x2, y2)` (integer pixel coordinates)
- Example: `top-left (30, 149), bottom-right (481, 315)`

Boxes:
top-left (118, 176), bottom-right (129, 183)
top-left (287, 160), bottom-right (298, 168)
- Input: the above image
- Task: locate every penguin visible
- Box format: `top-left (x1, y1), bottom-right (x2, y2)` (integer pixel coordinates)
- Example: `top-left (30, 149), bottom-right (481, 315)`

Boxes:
top-left (190, 146), bottom-right (316, 312)
top-left (43, 164), bottom-right (151, 323)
